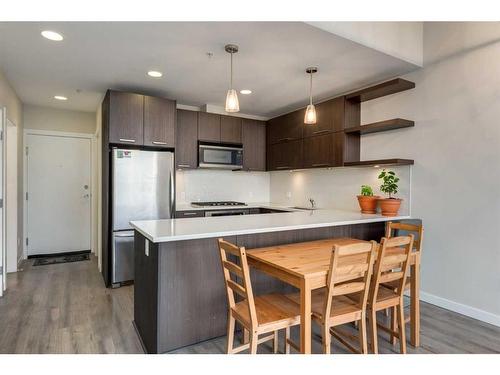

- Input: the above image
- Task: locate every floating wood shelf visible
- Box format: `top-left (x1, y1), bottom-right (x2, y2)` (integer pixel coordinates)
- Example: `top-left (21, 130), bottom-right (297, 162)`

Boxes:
top-left (345, 78), bottom-right (415, 102)
top-left (344, 159), bottom-right (414, 168)
top-left (345, 118), bottom-right (414, 135)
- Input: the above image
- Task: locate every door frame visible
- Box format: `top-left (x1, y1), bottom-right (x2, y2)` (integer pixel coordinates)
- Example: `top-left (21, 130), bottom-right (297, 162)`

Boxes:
top-left (23, 129), bottom-right (95, 259)
top-left (1, 107), bottom-right (6, 295)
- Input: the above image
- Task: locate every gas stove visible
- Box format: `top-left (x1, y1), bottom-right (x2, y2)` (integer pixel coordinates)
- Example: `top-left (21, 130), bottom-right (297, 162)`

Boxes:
top-left (191, 201), bottom-right (247, 207)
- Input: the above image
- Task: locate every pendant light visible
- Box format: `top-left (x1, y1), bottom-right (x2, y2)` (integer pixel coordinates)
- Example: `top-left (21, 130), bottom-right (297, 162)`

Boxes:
top-left (304, 67), bottom-right (318, 125)
top-left (225, 44), bottom-right (240, 113)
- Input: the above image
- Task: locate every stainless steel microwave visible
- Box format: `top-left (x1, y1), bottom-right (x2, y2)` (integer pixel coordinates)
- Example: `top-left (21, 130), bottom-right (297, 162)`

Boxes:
top-left (198, 143), bottom-right (243, 170)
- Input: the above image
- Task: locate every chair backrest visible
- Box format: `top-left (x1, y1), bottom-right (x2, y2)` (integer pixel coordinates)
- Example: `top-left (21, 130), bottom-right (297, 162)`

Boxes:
top-left (385, 221), bottom-right (423, 253)
top-left (370, 235), bottom-right (414, 306)
top-left (323, 241), bottom-right (377, 320)
top-left (217, 238), bottom-right (258, 327)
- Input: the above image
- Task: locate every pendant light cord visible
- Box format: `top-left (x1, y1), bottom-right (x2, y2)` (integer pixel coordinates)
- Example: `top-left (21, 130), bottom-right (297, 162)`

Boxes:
top-left (309, 71), bottom-right (313, 105)
top-left (230, 52), bottom-right (233, 89)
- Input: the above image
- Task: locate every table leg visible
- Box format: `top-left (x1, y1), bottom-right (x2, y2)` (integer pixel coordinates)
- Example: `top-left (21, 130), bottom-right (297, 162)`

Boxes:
top-left (410, 254), bottom-right (420, 347)
top-left (300, 278), bottom-right (312, 354)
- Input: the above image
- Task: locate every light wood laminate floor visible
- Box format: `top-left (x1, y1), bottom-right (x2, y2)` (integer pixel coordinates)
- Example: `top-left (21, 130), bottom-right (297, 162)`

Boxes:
top-left (1, 256), bottom-right (499, 354)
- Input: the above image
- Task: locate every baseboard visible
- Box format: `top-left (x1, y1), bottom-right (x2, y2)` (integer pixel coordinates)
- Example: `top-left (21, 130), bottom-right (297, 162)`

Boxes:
top-left (420, 291), bottom-right (500, 328)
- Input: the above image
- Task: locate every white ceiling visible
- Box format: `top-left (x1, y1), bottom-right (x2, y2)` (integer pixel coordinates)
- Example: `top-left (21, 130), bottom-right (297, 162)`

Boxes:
top-left (0, 22), bottom-right (419, 117)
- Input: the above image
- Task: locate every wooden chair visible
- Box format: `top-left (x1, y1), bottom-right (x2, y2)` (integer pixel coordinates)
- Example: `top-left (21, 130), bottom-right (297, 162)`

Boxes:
top-left (367, 235), bottom-right (414, 354)
top-left (383, 222), bottom-right (423, 345)
top-left (286, 241), bottom-right (377, 354)
top-left (218, 238), bottom-right (301, 354)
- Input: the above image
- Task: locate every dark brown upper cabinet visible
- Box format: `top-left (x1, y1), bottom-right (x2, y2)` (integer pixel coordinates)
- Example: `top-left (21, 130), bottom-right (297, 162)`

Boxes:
top-left (302, 133), bottom-right (346, 168)
top-left (303, 97), bottom-right (345, 137)
top-left (143, 95), bottom-right (176, 148)
top-left (198, 112), bottom-right (221, 142)
top-left (220, 115), bottom-right (242, 144)
top-left (267, 139), bottom-right (303, 171)
top-left (267, 110), bottom-right (303, 144)
top-left (242, 119), bottom-right (266, 171)
top-left (108, 90), bottom-right (144, 145)
top-left (176, 109), bottom-right (198, 169)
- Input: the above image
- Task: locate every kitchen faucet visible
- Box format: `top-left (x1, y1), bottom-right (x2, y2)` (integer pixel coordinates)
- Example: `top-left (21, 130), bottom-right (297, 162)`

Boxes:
top-left (309, 198), bottom-right (316, 209)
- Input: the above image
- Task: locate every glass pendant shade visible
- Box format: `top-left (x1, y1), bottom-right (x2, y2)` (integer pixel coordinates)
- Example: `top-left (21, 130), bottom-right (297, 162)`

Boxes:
top-left (225, 88), bottom-right (240, 112)
top-left (304, 104), bottom-right (317, 124)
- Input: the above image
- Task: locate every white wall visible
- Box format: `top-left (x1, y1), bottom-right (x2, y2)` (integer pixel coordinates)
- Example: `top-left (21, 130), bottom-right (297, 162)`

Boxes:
top-left (270, 166), bottom-right (411, 215)
top-left (6, 122), bottom-right (17, 272)
top-left (176, 170), bottom-right (270, 204)
top-left (24, 104), bottom-right (95, 134)
top-left (360, 22), bottom-right (500, 324)
top-left (0, 68), bottom-right (24, 266)
top-left (309, 22), bottom-right (424, 66)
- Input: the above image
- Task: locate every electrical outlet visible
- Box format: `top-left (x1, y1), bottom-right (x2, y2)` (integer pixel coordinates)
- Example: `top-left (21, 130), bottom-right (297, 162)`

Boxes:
top-left (286, 192), bottom-right (292, 199)
top-left (249, 191), bottom-right (254, 198)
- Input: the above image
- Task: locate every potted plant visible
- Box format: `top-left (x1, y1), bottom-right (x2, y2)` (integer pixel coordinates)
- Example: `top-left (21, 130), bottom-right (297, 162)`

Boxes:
top-left (378, 169), bottom-right (402, 216)
top-left (357, 185), bottom-right (379, 214)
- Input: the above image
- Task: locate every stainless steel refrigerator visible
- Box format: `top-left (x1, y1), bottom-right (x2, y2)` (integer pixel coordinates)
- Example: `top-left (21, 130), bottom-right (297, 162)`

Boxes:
top-left (111, 148), bottom-right (174, 285)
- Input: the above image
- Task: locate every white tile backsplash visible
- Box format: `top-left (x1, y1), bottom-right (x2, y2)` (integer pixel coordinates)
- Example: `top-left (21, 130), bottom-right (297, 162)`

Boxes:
top-left (269, 166), bottom-right (411, 215)
top-left (176, 169), bottom-right (270, 204)
top-left (176, 166), bottom-right (412, 215)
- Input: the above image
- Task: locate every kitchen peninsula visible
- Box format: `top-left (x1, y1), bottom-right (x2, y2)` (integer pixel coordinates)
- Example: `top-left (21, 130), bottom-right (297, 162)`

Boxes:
top-left (130, 207), bottom-right (411, 353)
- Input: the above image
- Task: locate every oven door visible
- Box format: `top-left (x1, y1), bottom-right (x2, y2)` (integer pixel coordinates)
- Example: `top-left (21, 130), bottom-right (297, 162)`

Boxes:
top-left (205, 209), bottom-right (249, 217)
top-left (198, 144), bottom-right (243, 169)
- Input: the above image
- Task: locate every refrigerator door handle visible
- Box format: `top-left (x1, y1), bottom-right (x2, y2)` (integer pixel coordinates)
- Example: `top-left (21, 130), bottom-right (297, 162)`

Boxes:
top-left (170, 168), bottom-right (175, 216)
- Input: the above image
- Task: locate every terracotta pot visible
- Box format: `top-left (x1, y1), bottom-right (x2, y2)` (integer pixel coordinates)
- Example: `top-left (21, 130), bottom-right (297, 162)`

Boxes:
top-left (357, 195), bottom-right (380, 214)
top-left (378, 198), bottom-right (402, 216)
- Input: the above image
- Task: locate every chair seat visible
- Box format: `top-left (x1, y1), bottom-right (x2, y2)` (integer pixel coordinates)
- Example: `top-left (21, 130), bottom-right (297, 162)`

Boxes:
top-left (286, 289), bottom-right (363, 326)
top-left (382, 278), bottom-right (410, 291)
top-left (349, 285), bottom-right (400, 311)
top-left (232, 293), bottom-right (301, 331)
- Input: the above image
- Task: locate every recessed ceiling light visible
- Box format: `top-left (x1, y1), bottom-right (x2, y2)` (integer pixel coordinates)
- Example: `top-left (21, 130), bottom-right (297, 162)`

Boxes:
top-left (240, 89), bottom-right (252, 95)
top-left (147, 71), bottom-right (163, 78)
top-left (41, 30), bottom-right (64, 41)
top-left (54, 95), bottom-right (68, 101)
top-left (373, 165), bottom-right (380, 168)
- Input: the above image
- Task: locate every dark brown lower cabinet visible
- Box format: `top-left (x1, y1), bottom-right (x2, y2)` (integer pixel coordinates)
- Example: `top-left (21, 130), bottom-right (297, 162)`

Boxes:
top-left (267, 139), bottom-right (303, 170)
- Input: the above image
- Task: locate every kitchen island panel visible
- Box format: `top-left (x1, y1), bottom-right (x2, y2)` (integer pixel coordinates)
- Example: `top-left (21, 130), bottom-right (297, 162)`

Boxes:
top-left (157, 236), bottom-right (234, 353)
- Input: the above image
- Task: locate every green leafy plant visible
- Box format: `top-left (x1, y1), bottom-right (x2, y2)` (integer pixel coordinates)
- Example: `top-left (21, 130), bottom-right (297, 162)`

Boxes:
top-left (378, 169), bottom-right (399, 198)
top-left (360, 185), bottom-right (374, 197)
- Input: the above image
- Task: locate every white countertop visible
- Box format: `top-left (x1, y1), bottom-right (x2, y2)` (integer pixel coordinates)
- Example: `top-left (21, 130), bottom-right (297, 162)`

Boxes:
top-left (131, 207), bottom-right (410, 243)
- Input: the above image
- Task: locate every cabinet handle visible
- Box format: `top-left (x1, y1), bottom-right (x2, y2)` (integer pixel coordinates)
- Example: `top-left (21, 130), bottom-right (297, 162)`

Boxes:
top-left (177, 164), bottom-right (192, 168)
top-left (276, 166), bottom-right (290, 170)
top-left (183, 212), bottom-right (198, 216)
top-left (119, 138), bottom-right (136, 143)
top-left (152, 141), bottom-right (167, 145)
top-left (313, 130), bottom-right (330, 135)
top-left (312, 163), bottom-right (330, 167)
top-left (278, 137), bottom-right (293, 142)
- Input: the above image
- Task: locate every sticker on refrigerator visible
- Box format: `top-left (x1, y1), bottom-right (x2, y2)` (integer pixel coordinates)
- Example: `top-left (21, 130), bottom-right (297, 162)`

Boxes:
top-left (117, 150), bottom-right (132, 158)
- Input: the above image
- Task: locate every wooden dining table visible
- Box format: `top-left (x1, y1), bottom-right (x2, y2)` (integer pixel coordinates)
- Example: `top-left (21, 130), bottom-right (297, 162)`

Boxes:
top-left (246, 237), bottom-right (420, 354)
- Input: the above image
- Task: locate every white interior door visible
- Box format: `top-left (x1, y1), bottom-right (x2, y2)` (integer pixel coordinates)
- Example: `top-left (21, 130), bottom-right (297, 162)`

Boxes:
top-left (26, 133), bottom-right (91, 256)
